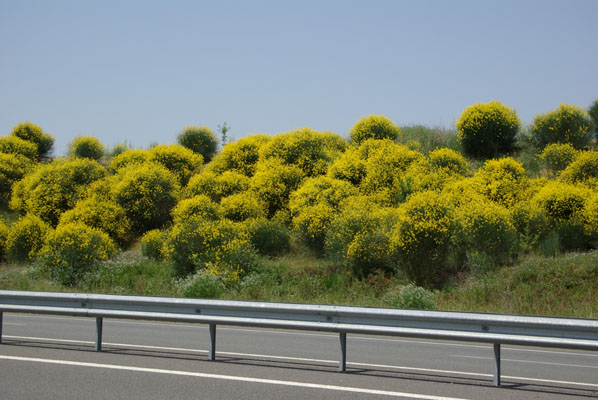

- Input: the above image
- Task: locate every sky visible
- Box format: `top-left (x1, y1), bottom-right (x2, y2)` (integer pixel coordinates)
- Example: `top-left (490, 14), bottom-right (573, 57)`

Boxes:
top-left (1, 0), bottom-right (597, 156)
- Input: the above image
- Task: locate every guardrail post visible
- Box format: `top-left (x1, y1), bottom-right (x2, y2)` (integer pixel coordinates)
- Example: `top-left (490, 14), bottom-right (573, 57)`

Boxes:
top-left (493, 343), bottom-right (501, 386)
top-left (95, 317), bottom-right (103, 352)
top-left (0, 311), bottom-right (3, 344)
top-left (339, 332), bottom-right (347, 372)
top-left (209, 324), bottom-right (216, 361)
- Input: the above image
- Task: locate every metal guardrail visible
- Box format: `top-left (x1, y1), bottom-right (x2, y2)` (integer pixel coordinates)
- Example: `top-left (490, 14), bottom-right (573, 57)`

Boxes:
top-left (0, 290), bottom-right (597, 387)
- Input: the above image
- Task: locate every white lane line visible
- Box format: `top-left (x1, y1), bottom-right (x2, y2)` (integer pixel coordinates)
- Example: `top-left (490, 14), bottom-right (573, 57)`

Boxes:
top-left (452, 355), bottom-right (598, 369)
top-left (4, 335), bottom-right (598, 388)
top-left (4, 323), bottom-right (25, 326)
top-left (6, 314), bottom-right (598, 358)
top-left (0, 355), bottom-right (469, 400)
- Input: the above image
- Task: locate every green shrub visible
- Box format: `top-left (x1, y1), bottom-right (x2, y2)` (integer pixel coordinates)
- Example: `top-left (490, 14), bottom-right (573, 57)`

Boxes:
top-left (220, 193), bottom-right (266, 222)
top-left (177, 270), bottom-right (225, 298)
top-left (10, 158), bottom-right (106, 226)
top-left (382, 284), bottom-right (438, 310)
top-left (457, 100), bottom-right (521, 159)
top-left (39, 223), bottom-right (117, 286)
top-left (165, 217), bottom-right (257, 280)
top-left (250, 160), bottom-right (304, 217)
top-left (147, 144), bottom-right (203, 185)
top-left (0, 153), bottom-right (32, 206)
top-left (171, 195), bottom-right (221, 224)
top-left (245, 218), bottom-right (291, 257)
top-left (473, 158), bottom-right (529, 207)
top-left (185, 170), bottom-right (250, 202)
top-left (10, 121), bottom-right (55, 159)
top-left (260, 128), bottom-right (345, 177)
top-left (207, 134), bottom-right (271, 176)
top-left (539, 143), bottom-right (579, 176)
top-left (0, 136), bottom-right (38, 160)
top-left (531, 104), bottom-right (592, 149)
top-left (177, 125), bottom-right (219, 162)
top-left (589, 99), bottom-right (598, 138)
top-left (68, 136), bottom-right (105, 160)
top-left (140, 229), bottom-right (168, 260)
top-left (390, 191), bottom-right (459, 288)
top-left (510, 201), bottom-right (551, 252)
top-left (109, 149), bottom-right (149, 172)
top-left (113, 163), bottom-right (180, 234)
top-left (559, 151), bottom-right (598, 187)
top-left (5, 214), bottom-right (51, 262)
top-left (349, 115), bottom-right (401, 144)
top-left (58, 198), bottom-right (132, 246)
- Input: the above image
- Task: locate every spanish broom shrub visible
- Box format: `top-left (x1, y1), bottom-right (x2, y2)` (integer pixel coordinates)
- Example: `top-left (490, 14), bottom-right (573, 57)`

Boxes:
top-left (473, 158), bottom-right (530, 207)
top-left (140, 229), bottom-right (168, 261)
top-left (147, 144), bottom-right (203, 185)
top-left (68, 136), bottom-right (105, 160)
top-left (177, 125), bottom-right (219, 162)
top-left (10, 121), bottom-right (55, 159)
top-left (250, 160), bottom-right (304, 217)
top-left (0, 136), bottom-right (38, 160)
top-left (559, 150), bottom-right (598, 188)
top-left (427, 148), bottom-right (469, 175)
top-left (220, 192), bottom-right (267, 222)
top-left (0, 153), bottom-right (32, 206)
top-left (349, 115), bottom-right (401, 144)
top-left (530, 104), bottom-right (592, 149)
top-left (109, 149), bottom-right (149, 172)
top-left (5, 214), bottom-right (51, 262)
top-left (539, 143), bottom-right (579, 177)
top-left (244, 218), bottom-right (291, 257)
top-left (0, 219), bottom-right (9, 261)
top-left (457, 100), bottom-right (520, 159)
top-left (171, 195), bottom-right (221, 224)
top-left (185, 170), bottom-right (250, 202)
top-left (39, 223), bottom-right (117, 286)
top-left (207, 134), bottom-right (271, 176)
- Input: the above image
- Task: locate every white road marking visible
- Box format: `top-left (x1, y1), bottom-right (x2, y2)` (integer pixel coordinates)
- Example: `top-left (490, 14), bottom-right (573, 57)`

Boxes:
top-left (452, 355), bottom-right (598, 369)
top-left (6, 313), bottom-right (597, 358)
top-left (0, 355), bottom-right (469, 400)
top-left (4, 335), bottom-right (598, 388)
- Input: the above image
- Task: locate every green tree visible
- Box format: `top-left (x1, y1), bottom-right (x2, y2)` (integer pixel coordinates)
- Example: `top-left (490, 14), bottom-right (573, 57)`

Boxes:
top-left (218, 122), bottom-right (230, 146)
top-left (588, 99), bottom-right (598, 140)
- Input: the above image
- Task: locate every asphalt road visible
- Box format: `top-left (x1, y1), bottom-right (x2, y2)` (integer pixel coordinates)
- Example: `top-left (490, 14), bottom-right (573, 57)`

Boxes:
top-left (0, 313), bottom-right (596, 399)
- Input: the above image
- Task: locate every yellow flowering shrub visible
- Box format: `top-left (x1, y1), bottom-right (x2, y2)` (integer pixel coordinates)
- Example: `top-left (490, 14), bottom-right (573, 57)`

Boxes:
top-left (440, 178), bottom-right (486, 208)
top-left (0, 220), bottom-right (9, 261)
top-left (10, 121), bottom-right (54, 159)
top-left (250, 160), bottom-right (304, 217)
top-left (559, 150), bottom-right (598, 188)
top-left (457, 100), bottom-right (520, 159)
top-left (113, 163), bottom-right (180, 234)
top-left (510, 201), bottom-right (550, 252)
top-left (58, 198), bottom-right (133, 247)
top-left (171, 195), bottom-right (221, 224)
top-left (39, 223), bottom-right (117, 285)
top-left (473, 158), bottom-right (530, 207)
top-left (207, 134), bottom-right (271, 176)
top-left (10, 158), bottom-right (106, 226)
top-left (5, 214), bottom-right (51, 262)
top-left (390, 191), bottom-right (459, 288)
top-left (289, 176), bottom-right (358, 215)
top-left (109, 149), bottom-right (149, 172)
top-left (68, 136), bottom-right (105, 161)
top-left (140, 229), bottom-right (168, 260)
top-left (0, 136), bottom-right (38, 160)
top-left (147, 144), bottom-right (203, 185)
top-left (327, 146), bottom-right (367, 185)
top-left (165, 217), bottom-right (257, 280)
top-left (185, 170), bottom-right (250, 202)
top-left (260, 128), bottom-right (345, 177)
top-left (177, 125), bottom-right (219, 162)
top-left (292, 203), bottom-right (336, 254)
top-left (220, 193), bottom-right (267, 222)
top-left (531, 104), bottom-right (592, 149)
top-left (428, 148), bottom-right (469, 175)
top-left (244, 218), bottom-right (291, 257)
top-left (349, 115), bottom-right (401, 144)
top-left (539, 143), bottom-right (579, 176)
top-left (455, 199), bottom-right (519, 266)
top-left (0, 153), bottom-right (32, 205)
top-left (583, 194), bottom-right (598, 242)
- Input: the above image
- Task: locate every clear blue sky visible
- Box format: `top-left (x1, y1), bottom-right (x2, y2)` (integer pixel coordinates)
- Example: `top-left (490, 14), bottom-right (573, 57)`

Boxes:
top-left (1, 0), bottom-right (597, 156)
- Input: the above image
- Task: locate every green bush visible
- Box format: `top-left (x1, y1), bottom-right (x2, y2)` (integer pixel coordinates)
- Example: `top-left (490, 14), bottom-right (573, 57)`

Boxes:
top-left (510, 201), bottom-right (551, 252)
top-left (10, 121), bottom-right (55, 159)
top-left (147, 144), bottom-right (203, 185)
top-left (589, 99), bottom-right (598, 139)
top-left (390, 191), bottom-right (459, 288)
top-left (245, 218), bottom-right (291, 257)
top-left (539, 143), bottom-right (579, 176)
top-left (207, 134), bottom-right (271, 176)
top-left (113, 163), bottom-right (180, 234)
top-left (5, 214), bottom-right (51, 262)
top-left (349, 115), bottom-right (401, 144)
top-left (0, 153), bottom-right (32, 206)
top-left (530, 104), bottom-right (592, 149)
top-left (457, 100), bottom-right (521, 159)
top-left (185, 170), bottom-right (250, 202)
top-left (559, 151), bottom-right (598, 187)
top-left (140, 229), bottom-right (168, 261)
top-left (58, 198), bottom-right (133, 247)
top-left (0, 136), bottom-right (38, 160)
top-left (177, 270), bottom-right (226, 298)
top-left (382, 284), bottom-right (438, 310)
top-left (39, 223), bottom-right (117, 286)
top-left (109, 149), bottom-right (149, 172)
top-left (68, 136), bottom-right (105, 160)
top-left (177, 125), bottom-right (219, 162)
top-left (171, 195), bottom-right (221, 224)
top-left (10, 158), bottom-right (106, 226)
top-left (220, 193), bottom-right (266, 222)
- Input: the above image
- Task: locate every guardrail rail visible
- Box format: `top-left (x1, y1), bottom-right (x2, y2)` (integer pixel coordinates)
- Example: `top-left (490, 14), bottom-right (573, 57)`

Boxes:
top-left (1, 290), bottom-right (597, 387)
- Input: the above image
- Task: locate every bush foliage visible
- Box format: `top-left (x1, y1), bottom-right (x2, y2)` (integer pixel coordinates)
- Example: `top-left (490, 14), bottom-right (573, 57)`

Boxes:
top-left (350, 115), bottom-right (401, 144)
top-left (531, 104), bottom-right (592, 149)
top-left (177, 126), bottom-right (219, 162)
top-left (69, 136), bottom-right (105, 160)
